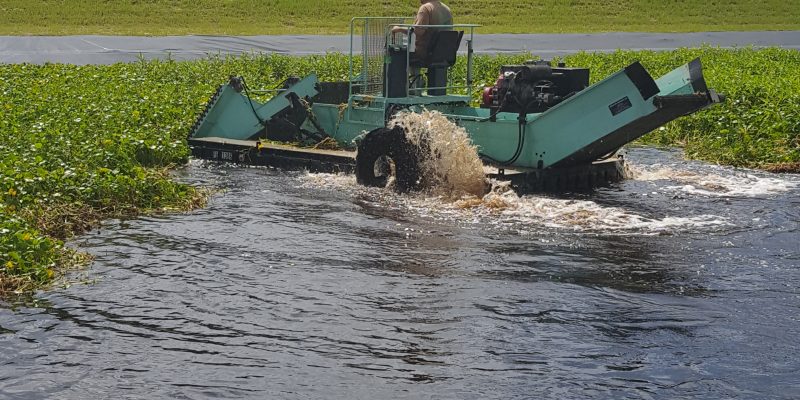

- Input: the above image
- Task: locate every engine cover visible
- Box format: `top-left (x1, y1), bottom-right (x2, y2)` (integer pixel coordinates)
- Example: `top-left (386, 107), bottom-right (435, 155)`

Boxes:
top-left (481, 61), bottom-right (590, 114)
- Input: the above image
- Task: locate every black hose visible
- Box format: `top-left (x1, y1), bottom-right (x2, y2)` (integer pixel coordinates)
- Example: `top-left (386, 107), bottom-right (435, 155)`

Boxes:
top-left (479, 115), bottom-right (526, 166)
top-left (479, 76), bottom-right (559, 166)
top-left (239, 76), bottom-right (267, 127)
top-left (474, 106), bottom-right (504, 123)
top-left (478, 83), bottom-right (535, 166)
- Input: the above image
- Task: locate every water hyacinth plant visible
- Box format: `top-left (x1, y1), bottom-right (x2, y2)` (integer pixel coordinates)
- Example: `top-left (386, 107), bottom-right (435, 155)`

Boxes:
top-left (1, 47), bottom-right (798, 294)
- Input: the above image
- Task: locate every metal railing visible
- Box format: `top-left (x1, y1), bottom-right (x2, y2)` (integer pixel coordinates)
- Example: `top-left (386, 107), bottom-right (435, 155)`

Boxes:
top-left (348, 17), bottom-right (480, 101)
top-left (349, 17), bottom-right (411, 97)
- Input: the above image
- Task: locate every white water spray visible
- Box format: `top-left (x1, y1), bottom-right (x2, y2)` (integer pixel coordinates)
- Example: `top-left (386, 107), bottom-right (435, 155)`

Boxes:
top-left (630, 164), bottom-right (798, 197)
top-left (390, 110), bottom-right (488, 198)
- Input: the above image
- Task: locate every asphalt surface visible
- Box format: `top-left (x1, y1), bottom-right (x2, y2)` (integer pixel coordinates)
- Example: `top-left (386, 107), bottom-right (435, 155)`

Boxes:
top-left (1, 31), bottom-right (798, 64)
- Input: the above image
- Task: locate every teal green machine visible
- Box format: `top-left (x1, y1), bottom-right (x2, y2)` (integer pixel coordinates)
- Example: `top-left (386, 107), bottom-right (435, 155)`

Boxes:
top-left (188, 17), bottom-right (723, 192)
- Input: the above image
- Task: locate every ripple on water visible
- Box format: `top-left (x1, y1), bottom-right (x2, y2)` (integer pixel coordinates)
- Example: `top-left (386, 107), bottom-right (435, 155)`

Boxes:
top-left (1, 146), bottom-right (799, 399)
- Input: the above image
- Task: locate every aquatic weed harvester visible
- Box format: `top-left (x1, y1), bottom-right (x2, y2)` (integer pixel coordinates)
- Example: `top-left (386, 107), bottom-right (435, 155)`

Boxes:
top-left (188, 18), bottom-right (723, 192)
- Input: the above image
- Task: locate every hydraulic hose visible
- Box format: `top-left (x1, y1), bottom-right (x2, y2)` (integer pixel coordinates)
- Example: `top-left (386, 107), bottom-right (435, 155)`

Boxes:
top-left (479, 115), bottom-right (526, 166)
top-left (239, 76), bottom-right (267, 127)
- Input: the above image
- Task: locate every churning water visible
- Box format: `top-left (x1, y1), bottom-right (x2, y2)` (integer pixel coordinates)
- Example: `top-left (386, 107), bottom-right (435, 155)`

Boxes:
top-left (1, 145), bottom-right (799, 399)
top-left (391, 110), bottom-right (487, 198)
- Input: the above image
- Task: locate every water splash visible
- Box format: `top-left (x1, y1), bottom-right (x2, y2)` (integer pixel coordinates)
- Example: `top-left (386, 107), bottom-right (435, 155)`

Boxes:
top-left (299, 173), bottom-right (729, 235)
top-left (630, 164), bottom-right (798, 197)
top-left (459, 185), bottom-right (728, 234)
top-left (390, 110), bottom-right (488, 198)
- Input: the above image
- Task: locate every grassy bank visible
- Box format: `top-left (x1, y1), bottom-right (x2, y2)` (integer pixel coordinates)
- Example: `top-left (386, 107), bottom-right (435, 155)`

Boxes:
top-left (1, 0), bottom-right (799, 35)
top-left (1, 47), bottom-right (798, 294)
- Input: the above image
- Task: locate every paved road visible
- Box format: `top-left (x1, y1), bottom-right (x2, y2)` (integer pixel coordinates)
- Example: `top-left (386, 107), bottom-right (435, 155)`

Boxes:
top-left (1, 31), bottom-right (798, 64)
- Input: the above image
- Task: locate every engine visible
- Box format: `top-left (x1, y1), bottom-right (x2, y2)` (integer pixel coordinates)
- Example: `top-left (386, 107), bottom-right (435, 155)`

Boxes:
top-left (481, 60), bottom-right (590, 115)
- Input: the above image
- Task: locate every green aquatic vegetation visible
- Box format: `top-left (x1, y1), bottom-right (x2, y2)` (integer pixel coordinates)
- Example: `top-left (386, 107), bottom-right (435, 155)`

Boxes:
top-left (0, 213), bottom-right (59, 292)
top-left (1, 48), bottom-right (797, 294)
top-left (0, 60), bottom-right (214, 295)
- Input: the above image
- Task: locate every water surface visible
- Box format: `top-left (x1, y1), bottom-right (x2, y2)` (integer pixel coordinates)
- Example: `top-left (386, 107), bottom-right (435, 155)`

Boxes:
top-left (1, 147), bottom-right (798, 399)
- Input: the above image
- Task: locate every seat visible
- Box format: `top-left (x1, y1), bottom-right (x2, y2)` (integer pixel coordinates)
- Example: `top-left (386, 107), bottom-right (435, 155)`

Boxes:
top-left (410, 30), bottom-right (464, 95)
top-left (412, 30), bottom-right (464, 68)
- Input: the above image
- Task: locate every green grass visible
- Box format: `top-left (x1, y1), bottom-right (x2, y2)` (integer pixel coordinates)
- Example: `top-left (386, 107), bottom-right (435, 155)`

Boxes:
top-left (1, 47), bottom-right (798, 294)
top-left (0, 0), bottom-right (798, 35)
